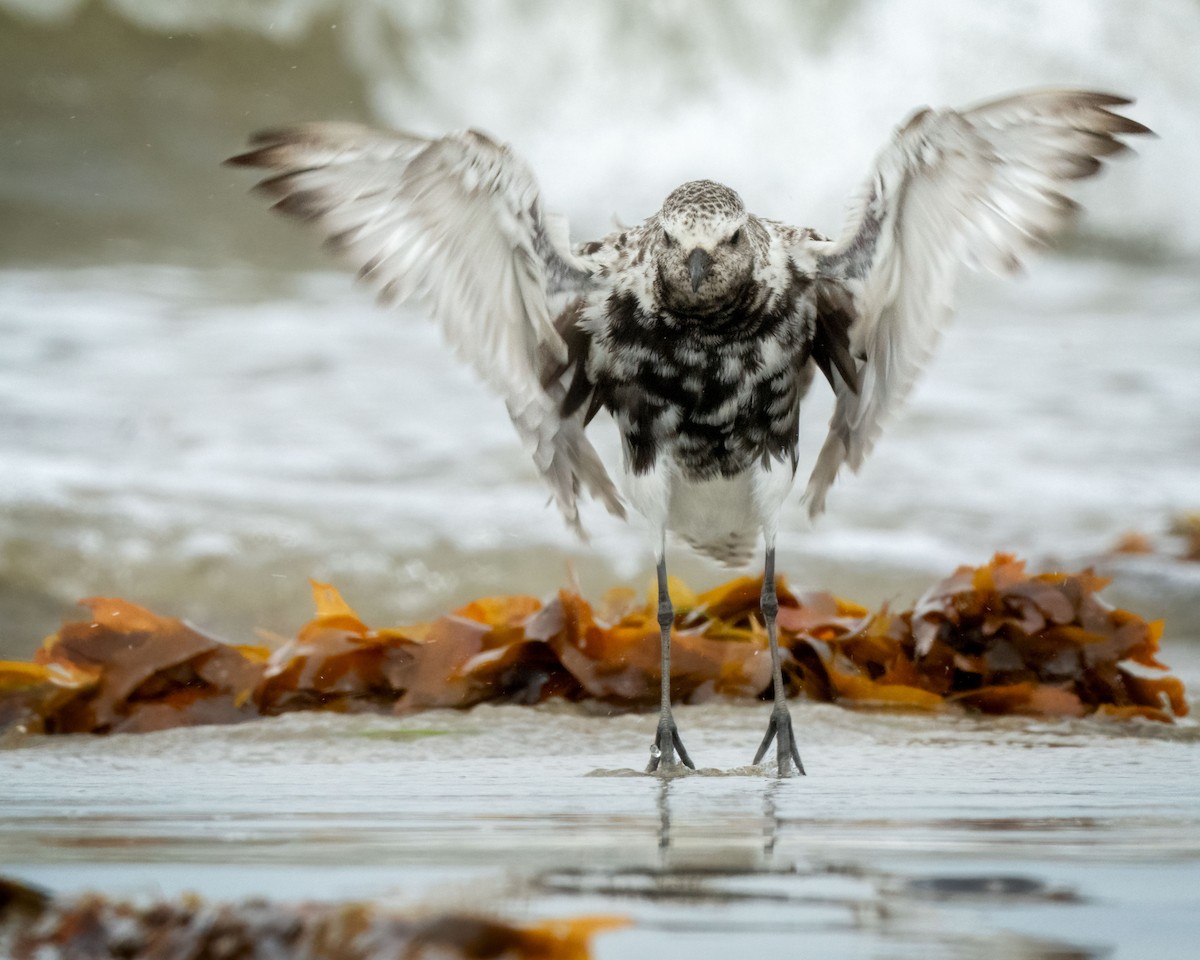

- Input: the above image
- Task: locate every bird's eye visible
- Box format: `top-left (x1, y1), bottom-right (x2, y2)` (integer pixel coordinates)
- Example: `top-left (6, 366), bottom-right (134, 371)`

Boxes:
top-left (663, 231), bottom-right (677, 248)
top-left (728, 229), bottom-right (742, 245)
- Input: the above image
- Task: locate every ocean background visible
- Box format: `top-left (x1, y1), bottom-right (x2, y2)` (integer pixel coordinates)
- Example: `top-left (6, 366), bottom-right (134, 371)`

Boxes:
top-left (2, 0), bottom-right (1198, 655)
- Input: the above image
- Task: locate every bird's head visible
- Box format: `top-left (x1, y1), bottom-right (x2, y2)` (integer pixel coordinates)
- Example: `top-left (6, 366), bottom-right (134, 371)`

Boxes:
top-left (654, 180), bottom-right (756, 314)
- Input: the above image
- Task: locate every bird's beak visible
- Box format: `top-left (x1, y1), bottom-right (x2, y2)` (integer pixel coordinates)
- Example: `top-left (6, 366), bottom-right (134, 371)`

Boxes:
top-left (688, 247), bottom-right (712, 293)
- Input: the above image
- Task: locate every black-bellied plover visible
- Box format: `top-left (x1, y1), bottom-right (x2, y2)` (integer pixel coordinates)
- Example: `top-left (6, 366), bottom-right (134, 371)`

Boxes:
top-left (229, 90), bottom-right (1148, 776)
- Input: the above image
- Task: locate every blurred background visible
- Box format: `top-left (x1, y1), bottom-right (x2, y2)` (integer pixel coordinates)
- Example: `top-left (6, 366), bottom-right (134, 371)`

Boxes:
top-left (2, 0), bottom-right (1198, 657)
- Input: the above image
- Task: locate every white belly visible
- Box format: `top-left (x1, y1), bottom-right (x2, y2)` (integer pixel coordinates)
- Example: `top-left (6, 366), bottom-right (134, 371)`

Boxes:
top-left (622, 457), bottom-right (799, 566)
top-left (668, 472), bottom-right (760, 565)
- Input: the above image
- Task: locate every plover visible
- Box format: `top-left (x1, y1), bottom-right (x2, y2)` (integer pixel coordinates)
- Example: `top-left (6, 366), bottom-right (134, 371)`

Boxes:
top-left (229, 89), bottom-right (1148, 776)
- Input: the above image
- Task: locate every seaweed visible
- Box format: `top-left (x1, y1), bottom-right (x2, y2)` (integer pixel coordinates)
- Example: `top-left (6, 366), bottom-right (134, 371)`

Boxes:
top-left (0, 876), bottom-right (624, 960)
top-left (0, 554), bottom-right (1187, 734)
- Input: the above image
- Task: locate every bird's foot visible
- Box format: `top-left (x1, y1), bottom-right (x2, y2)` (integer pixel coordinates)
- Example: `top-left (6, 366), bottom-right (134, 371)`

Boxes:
top-left (753, 702), bottom-right (806, 777)
top-left (646, 710), bottom-right (695, 774)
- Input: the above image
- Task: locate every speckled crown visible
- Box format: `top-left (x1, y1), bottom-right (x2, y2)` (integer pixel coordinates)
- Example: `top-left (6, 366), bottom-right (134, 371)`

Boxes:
top-left (661, 180), bottom-right (744, 221)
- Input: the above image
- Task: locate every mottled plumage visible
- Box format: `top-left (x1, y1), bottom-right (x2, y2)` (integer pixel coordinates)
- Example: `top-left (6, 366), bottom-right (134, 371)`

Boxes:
top-left (547, 207), bottom-right (848, 563)
top-left (229, 89), bottom-right (1149, 775)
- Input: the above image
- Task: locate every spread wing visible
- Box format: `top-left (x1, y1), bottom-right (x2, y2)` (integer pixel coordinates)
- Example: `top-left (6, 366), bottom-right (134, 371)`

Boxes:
top-left (227, 123), bottom-right (624, 533)
top-left (801, 89), bottom-right (1150, 517)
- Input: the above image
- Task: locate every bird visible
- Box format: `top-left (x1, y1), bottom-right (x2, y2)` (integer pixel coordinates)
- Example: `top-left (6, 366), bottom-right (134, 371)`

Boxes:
top-left (228, 89), bottom-right (1149, 777)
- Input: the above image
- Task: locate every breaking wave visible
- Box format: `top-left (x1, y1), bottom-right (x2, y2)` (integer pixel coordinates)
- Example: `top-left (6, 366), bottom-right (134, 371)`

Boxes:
top-left (1, 0), bottom-right (1197, 262)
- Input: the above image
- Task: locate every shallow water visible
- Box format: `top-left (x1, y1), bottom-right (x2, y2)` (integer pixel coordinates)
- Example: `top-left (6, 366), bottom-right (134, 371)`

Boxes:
top-left (4, 643), bottom-right (1200, 959)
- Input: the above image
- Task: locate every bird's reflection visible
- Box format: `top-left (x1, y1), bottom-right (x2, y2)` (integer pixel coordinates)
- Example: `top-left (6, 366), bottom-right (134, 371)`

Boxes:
top-left (762, 780), bottom-right (782, 861)
top-left (656, 778), bottom-right (671, 855)
top-left (654, 776), bottom-right (783, 862)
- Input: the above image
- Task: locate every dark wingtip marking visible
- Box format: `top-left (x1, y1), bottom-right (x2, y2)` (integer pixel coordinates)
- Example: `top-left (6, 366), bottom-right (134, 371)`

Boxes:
top-left (1100, 112), bottom-right (1155, 137)
top-left (224, 149), bottom-right (270, 168)
top-left (1075, 91), bottom-right (1133, 107)
top-left (271, 189), bottom-right (328, 221)
top-left (248, 127), bottom-right (317, 147)
top-left (248, 129), bottom-right (289, 146)
top-left (227, 126), bottom-right (340, 169)
top-left (324, 228), bottom-right (357, 253)
top-left (1064, 155), bottom-right (1103, 180)
top-left (357, 254), bottom-right (385, 281)
top-left (1059, 194), bottom-right (1083, 216)
top-left (252, 170), bottom-right (322, 197)
top-left (377, 279), bottom-right (400, 307)
top-left (225, 143), bottom-right (307, 170)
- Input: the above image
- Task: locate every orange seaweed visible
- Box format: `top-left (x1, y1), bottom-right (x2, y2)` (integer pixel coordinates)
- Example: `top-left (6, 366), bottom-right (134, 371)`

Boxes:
top-left (828, 670), bottom-right (944, 710)
top-left (0, 875), bottom-right (626, 959)
top-left (0, 554), bottom-right (1188, 734)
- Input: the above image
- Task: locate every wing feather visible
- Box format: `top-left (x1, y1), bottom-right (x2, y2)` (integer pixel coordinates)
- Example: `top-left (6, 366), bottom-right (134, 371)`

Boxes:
top-left (228, 124), bottom-right (624, 532)
top-left (802, 90), bottom-right (1149, 517)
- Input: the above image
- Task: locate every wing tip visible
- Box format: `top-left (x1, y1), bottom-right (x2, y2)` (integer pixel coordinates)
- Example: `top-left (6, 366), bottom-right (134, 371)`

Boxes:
top-left (1094, 110), bottom-right (1155, 140)
top-left (966, 88), bottom-right (1154, 136)
top-left (1068, 90), bottom-right (1134, 108)
top-left (268, 188), bottom-right (331, 222)
top-left (224, 122), bottom-right (390, 171)
top-left (223, 148), bottom-right (268, 169)
top-left (223, 129), bottom-right (310, 168)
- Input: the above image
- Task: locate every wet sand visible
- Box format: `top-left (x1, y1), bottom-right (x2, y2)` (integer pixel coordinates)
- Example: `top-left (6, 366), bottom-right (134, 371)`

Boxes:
top-left (4, 643), bottom-right (1198, 959)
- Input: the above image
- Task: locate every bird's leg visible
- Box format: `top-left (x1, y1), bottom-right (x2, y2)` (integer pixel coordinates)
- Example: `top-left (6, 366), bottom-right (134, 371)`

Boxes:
top-left (646, 554), bottom-right (695, 773)
top-left (753, 547), bottom-right (806, 777)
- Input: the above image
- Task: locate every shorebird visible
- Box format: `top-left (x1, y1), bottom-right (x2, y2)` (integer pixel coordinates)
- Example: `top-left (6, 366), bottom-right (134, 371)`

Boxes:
top-left (229, 90), bottom-right (1148, 776)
